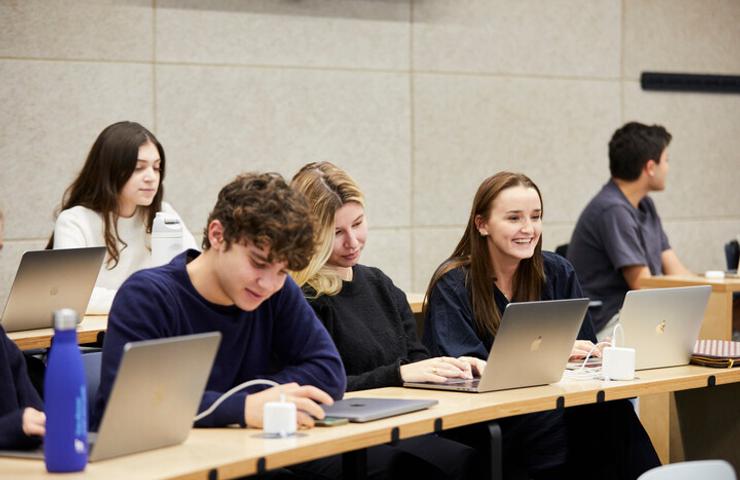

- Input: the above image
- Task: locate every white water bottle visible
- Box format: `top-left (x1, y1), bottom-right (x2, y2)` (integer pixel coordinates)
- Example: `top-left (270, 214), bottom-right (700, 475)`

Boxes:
top-left (151, 212), bottom-right (184, 267)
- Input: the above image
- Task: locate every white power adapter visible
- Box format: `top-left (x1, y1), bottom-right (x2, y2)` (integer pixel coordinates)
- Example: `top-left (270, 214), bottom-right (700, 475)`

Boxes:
top-left (602, 346), bottom-right (636, 381)
top-left (263, 394), bottom-right (296, 437)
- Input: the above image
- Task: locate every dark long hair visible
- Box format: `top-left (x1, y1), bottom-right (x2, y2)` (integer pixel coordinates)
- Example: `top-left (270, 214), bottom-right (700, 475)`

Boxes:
top-left (47, 121), bottom-right (165, 268)
top-left (424, 172), bottom-right (545, 338)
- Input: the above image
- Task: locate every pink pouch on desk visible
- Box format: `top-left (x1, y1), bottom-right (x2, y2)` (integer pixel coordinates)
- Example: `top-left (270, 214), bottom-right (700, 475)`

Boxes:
top-left (691, 339), bottom-right (740, 368)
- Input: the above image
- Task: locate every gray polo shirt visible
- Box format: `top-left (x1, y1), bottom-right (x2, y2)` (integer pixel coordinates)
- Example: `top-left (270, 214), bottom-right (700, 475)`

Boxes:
top-left (567, 180), bottom-right (670, 332)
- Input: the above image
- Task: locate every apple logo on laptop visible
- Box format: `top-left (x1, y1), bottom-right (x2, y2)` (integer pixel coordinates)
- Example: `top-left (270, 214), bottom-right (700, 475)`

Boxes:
top-left (655, 320), bottom-right (666, 334)
top-left (530, 336), bottom-right (543, 352)
top-left (153, 388), bottom-right (165, 407)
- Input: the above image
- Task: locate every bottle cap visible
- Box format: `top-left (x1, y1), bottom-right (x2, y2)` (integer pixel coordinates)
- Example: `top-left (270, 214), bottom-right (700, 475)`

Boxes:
top-left (152, 212), bottom-right (182, 236)
top-left (53, 308), bottom-right (78, 331)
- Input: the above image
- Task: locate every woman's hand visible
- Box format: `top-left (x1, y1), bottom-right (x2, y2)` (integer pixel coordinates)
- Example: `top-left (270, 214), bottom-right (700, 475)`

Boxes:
top-left (457, 356), bottom-right (487, 377)
top-left (400, 357), bottom-right (473, 383)
top-left (22, 407), bottom-right (45, 437)
top-left (569, 340), bottom-right (603, 361)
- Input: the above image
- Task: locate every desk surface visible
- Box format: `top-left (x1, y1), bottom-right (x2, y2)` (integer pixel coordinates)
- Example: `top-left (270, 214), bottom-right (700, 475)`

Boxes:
top-left (2, 365), bottom-right (737, 480)
top-left (7, 316), bottom-right (107, 351)
top-left (406, 292), bottom-right (424, 314)
top-left (639, 274), bottom-right (740, 293)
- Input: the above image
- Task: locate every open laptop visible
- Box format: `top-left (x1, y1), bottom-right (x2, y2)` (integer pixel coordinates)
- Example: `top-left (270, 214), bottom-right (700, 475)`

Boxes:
top-left (322, 398), bottom-right (438, 423)
top-left (1, 247), bottom-right (105, 332)
top-left (619, 286), bottom-right (711, 370)
top-left (405, 298), bottom-right (589, 392)
top-left (0, 332), bottom-right (221, 461)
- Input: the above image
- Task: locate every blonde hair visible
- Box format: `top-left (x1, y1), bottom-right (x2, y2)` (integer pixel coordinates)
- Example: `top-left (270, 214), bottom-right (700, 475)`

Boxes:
top-left (290, 162), bottom-right (364, 297)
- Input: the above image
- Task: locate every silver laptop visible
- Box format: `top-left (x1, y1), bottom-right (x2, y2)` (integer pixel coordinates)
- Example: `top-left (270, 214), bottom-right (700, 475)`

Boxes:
top-left (0, 332), bottom-right (221, 461)
top-left (322, 397), bottom-right (438, 423)
top-left (619, 286), bottom-right (710, 370)
top-left (1, 247), bottom-right (105, 332)
top-left (404, 298), bottom-right (589, 392)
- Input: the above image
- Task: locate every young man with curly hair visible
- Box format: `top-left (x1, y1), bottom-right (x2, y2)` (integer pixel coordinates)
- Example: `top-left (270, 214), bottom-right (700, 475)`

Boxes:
top-left (92, 173), bottom-right (346, 431)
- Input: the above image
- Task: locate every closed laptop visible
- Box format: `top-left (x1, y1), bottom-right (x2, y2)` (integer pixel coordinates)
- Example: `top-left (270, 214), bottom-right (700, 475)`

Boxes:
top-left (322, 397), bottom-right (438, 423)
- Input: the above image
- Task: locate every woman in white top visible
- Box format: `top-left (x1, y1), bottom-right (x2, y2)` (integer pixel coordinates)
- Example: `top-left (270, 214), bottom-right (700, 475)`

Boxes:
top-left (48, 121), bottom-right (196, 313)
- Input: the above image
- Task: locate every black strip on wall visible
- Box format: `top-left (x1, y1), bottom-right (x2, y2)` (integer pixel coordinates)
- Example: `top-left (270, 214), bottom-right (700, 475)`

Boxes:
top-left (641, 72), bottom-right (740, 94)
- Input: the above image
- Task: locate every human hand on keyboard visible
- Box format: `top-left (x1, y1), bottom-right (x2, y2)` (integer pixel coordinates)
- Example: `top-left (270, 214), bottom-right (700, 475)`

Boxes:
top-left (456, 356), bottom-right (486, 377)
top-left (400, 357), bottom-right (474, 383)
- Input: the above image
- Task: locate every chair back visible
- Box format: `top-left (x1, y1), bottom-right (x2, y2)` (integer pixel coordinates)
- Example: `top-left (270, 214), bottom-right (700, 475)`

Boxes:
top-left (638, 460), bottom-right (736, 480)
top-left (81, 351), bottom-right (103, 419)
top-left (725, 239), bottom-right (739, 271)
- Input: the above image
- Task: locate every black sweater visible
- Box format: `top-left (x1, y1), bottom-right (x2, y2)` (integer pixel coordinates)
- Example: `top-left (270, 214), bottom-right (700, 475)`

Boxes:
top-left (0, 326), bottom-right (43, 449)
top-left (306, 265), bottom-right (428, 391)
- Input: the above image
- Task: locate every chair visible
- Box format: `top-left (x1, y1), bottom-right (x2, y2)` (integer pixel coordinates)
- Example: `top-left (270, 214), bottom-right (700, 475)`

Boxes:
top-left (725, 239), bottom-right (739, 271)
top-left (81, 351), bottom-right (103, 419)
top-left (552, 242), bottom-right (603, 312)
top-left (637, 460), bottom-right (736, 480)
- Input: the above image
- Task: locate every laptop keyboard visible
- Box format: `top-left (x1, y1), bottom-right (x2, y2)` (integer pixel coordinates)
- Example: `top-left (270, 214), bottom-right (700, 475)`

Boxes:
top-left (443, 378), bottom-right (481, 387)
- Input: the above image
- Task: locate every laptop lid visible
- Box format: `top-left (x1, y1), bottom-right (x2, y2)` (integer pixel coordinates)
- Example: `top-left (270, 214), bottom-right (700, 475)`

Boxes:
top-left (619, 286), bottom-right (710, 370)
top-left (477, 298), bottom-right (589, 391)
top-left (1, 247), bottom-right (105, 332)
top-left (404, 298), bottom-right (589, 392)
top-left (322, 397), bottom-right (437, 423)
top-left (90, 332), bottom-right (221, 462)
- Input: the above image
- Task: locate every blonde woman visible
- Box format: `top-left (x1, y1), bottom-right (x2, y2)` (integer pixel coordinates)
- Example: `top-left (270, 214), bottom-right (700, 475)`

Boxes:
top-left (291, 162), bottom-right (480, 480)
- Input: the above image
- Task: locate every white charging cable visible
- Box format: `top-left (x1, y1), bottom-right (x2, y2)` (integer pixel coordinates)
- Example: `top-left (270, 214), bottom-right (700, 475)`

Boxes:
top-left (564, 340), bottom-right (611, 380)
top-left (610, 323), bottom-right (624, 348)
top-left (194, 379), bottom-right (279, 422)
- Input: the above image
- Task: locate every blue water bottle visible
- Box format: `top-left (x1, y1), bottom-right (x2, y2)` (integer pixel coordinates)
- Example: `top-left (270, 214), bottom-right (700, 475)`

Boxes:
top-left (44, 308), bottom-right (88, 472)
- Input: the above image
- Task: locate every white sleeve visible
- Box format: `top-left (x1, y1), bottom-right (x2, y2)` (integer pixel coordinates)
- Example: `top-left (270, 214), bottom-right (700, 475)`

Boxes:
top-left (53, 209), bottom-right (89, 248)
top-left (182, 226), bottom-right (198, 251)
top-left (162, 202), bottom-right (199, 251)
top-left (85, 286), bottom-right (115, 315)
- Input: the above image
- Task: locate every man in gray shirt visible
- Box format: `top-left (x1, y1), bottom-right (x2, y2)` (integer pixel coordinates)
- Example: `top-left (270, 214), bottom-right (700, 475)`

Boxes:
top-left (567, 122), bottom-right (691, 338)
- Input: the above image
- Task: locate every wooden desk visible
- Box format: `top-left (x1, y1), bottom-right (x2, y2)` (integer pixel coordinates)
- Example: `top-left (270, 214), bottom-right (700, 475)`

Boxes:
top-left (2, 365), bottom-right (738, 479)
top-left (7, 315), bottom-right (108, 351)
top-left (407, 293), bottom-right (424, 315)
top-left (638, 275), bottom-right (740, 340)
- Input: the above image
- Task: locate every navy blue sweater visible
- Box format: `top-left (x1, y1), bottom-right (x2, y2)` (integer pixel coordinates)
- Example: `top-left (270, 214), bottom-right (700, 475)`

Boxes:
top-left (0, 326), bottom-right (43, 449)
top-left (92, 250), bottom-right (346, 429)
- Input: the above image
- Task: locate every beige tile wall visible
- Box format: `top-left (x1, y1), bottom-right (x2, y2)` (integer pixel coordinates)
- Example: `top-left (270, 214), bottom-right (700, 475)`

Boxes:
top-left (1, 0), bottom-right (739, 310)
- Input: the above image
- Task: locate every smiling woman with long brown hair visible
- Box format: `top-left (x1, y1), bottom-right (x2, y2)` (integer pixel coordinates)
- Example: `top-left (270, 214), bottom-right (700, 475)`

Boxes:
top-left (424, 171), bottom-right (660, 480)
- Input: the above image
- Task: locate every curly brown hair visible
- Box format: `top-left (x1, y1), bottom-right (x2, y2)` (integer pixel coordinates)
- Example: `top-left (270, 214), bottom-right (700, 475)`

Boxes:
top-left (202, 172), bottom-right (315, 271)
